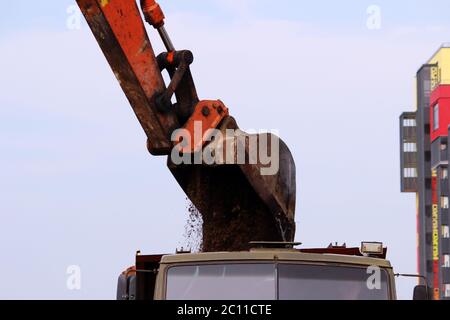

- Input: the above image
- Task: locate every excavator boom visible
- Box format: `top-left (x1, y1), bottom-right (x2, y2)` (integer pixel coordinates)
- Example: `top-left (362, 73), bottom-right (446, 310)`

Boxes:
top-left (76, 0), bottom-right (297, 251)
top-left (77, 0), bottom-right (179, 154)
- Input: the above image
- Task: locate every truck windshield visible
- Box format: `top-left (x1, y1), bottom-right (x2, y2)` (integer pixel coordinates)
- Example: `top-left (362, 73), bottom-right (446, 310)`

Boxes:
top-left (166, 263), bottom-right (390, 300)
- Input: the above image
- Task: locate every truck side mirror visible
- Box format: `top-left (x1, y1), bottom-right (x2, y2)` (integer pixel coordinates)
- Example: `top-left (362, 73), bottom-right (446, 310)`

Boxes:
top-left (413, 285), bottom-right (429, 300)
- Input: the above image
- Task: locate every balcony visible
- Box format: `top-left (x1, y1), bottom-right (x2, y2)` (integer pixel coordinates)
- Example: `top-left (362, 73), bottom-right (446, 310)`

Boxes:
top-left (441, 240), bottom-right (450, 255)
top-left (402, 178), bottom-right (417, 193)
top-left (442, 268), bottom-right (450, 284)
top-left (431, 137), bottom-right (448, 168)
top-left (441, 179), bottom-right (449, 195)
top-left (400, 112), bottom-right (418, 193)
top-left (442, 209), bottom-right (450, 226)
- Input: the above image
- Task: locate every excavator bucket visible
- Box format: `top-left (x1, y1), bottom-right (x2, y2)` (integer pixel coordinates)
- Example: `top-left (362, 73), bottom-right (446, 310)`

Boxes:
top-left (169, 117), bottom-right (296, 252)
top-left (77, 0), bottom-right (296, 252)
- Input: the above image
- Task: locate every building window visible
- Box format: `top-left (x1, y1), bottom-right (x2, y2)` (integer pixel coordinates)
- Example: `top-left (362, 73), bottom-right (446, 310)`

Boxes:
top-left (442, 168), bottom-right (449, 180)
top-left (404, 168), bottom-right (418, 178)
top-left (434, 104), bottom-right (440, 131)
top-left (444, 255), bottom-right (450, 268)
top-left (403, 143), bottom-right (417, 153)
top-left (443, 225), bottom-right (450, 239)
top-left (403, 119), bottom-right (416, 127)
top-left (441, 196), bottom-right (449, 209)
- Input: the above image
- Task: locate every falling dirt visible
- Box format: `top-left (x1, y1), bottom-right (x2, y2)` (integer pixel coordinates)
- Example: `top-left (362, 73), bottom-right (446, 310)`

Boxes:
top-left (172, 165), bottom-right (286, 252)
top-left (182, 201), bottom-right (203, 253)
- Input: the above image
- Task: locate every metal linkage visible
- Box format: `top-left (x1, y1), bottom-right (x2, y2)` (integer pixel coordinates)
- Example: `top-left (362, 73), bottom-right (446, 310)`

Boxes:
top-left (141, 0), bottom-right (175, 52)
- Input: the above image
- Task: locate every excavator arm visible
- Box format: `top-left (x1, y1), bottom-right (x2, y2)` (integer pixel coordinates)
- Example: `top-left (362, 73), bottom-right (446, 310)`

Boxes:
top-left (76, 0), bottom-right (297, 251)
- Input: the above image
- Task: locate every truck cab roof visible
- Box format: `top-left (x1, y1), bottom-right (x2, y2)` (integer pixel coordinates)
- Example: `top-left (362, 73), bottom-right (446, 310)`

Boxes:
top-left (159, 248), bottom-right (392, 268)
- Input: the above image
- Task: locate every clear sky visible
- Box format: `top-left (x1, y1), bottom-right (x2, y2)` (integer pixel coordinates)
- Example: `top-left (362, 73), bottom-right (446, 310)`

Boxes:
top-left (1, 0), bottom-right (450, 299)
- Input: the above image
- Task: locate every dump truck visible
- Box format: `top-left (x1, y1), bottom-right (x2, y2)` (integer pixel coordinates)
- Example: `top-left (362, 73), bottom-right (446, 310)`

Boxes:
top-left (76, 0), bottom-right (429, 300)
top-left (116, 242), bottom-right (428, 300)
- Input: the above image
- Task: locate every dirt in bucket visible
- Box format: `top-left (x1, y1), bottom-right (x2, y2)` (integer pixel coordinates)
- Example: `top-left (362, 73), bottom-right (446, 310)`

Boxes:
top-left (173, 165), bottom-right (286, 252)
